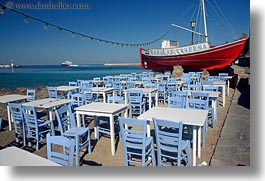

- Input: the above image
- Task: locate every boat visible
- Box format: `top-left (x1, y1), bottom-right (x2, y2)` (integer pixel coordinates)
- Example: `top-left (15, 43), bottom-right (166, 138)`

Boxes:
top-left (61, 60), bottom-right (79, 67)
top-left (61, 60), bottom-right (73, 66)
top-left (140, 0), bottom-right (248, 72)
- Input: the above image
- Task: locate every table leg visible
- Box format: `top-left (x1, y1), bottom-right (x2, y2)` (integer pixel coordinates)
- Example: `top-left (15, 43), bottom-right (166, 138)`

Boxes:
top-left (76, 112), bottom-right (81, 127)
top-left (227, 80), bottom-right (230, 96)
top-left (147, 122), bottom-right (151, 137)
top-left (110, 115), bottom-right (115, 156)
top-left (94, 116), bottom-right (99, 139)
top-left (103, 93), bottom-right (106, 103)
top-left (155, 91), bottom-right (158, 107)
top-left (75, 135), bottom-right (80, 166)
top-left (124, 92), bottom-right (128, 105)
top-left (148, 93), bottom-right (152, 110)
top-left (49, 110), bottom-right (55, 136)
top-left (198, 126), bottom-right (201, 159)
top-left (192, 126), bottom-right (197, 166)
top-left (7, 105), bottom-right (12, 131)
top-left (222, 85), bottom-right (225, 107)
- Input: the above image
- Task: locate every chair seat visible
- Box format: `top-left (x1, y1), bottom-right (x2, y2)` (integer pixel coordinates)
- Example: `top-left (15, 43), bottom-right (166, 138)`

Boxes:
top-left (63, 127), bottom-right (88, 137)
top-left (38, 119), bottom-right (52, 127)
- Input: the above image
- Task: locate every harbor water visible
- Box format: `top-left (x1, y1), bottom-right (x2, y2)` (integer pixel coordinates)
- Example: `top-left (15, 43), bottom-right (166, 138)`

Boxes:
top-left (0, 65), bottom-right (143, 89)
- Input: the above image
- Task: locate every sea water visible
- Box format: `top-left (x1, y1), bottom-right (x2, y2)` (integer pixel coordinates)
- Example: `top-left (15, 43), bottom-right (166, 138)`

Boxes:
top-left (0, 65), bottom-right (144, 89)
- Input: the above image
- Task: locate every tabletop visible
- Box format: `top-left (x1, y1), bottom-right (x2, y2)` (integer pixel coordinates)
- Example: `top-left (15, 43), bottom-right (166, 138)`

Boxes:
top-left (138, 107), bottom-right (208, 126)
top-left (75, 102), bottom-right (128, 114)
top-left (57, 86), bottom-right (79, 92)
top-left (0, 94), bottom-right (30, 104)
top-left (23, 98), bottom-right (72, 109)
top-left (0, 146), bottom-right (60, 166)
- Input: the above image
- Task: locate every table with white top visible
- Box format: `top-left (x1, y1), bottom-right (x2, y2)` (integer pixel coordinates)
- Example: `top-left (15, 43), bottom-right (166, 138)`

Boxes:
top-left (23, 98), bottom-right (72, 135)
top-left (124, 88), bottom-right (158, 110)
top-left (57, 85), bottom-right (79, 95)
top-left (0, 146), bottom-right (60, 166)
top-left (75, 102), bottom-right (128, 156)
top-left (0, 94), bottom-right (30, 131)
top-left (92, 87), bottom-right (115, 103)
top-left (202, 81), bottom-right (226, 107)
top-left (138, 107), bottom-right (208, 166)
top-left (188, 90), bottom-right (220, 122)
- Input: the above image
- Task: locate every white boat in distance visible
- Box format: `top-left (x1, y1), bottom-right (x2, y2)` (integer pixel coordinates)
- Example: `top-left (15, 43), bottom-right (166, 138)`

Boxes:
top-left (61, 60), bottom-right (79, 67)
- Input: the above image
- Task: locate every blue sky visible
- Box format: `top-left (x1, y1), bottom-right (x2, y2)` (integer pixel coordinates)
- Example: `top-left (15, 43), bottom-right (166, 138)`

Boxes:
top-left (0, 0), bottom-right (250, 65)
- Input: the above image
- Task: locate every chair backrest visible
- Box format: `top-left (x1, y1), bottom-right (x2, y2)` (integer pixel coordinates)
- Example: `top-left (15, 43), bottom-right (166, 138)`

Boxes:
top-left (188, 84), bottom-right (201, 91)
top-left (118, 117), bottom-right (148, 166)
top-left (126, 81), bottom-right (136, 89)
top-left (82, 88), bottom-right (93, 104)
top-left (168, 95), bottom-right (185, 108)
top-left (55, 104), bottom-right (76, 134)
top-left (187, 92), bottom-right (209, 110)
top-left (112, 81), bottom-right (123, 95)
top-left (166, 81), bottom-right (177, 93)
top-left (22, 105), bottom-right (38, 129)
top-left (107, 96), bottom-right (124, 104)
top-left (47, 86), bottom-right (58, 98)
top-left (26, 89), bottom-right (36, 102)
top-left (69, 81), bottom-right (77, 86)
top-left (128, 90), bottom-right (143, 104)
top-left (203, 85), bottom-right (219, 92)
top-left (70, 93), bottom-right (84, 108)
top-left (153, 118), bottom-right (183, 166)
top-left (80, 80), bottom-right (93, 92)
top-left (143, 83), bottom-right (156, 88)
top-left (46, 133), bottom-right (75, 166)
top-left (9, 103), bottom-right (24, 125)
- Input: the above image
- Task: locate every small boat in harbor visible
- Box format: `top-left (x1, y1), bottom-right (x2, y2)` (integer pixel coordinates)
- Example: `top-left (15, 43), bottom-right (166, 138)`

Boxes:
top-left (140, 0), bottom-right (248, 72)
top-left (61, 60), bottom-right (79, 67)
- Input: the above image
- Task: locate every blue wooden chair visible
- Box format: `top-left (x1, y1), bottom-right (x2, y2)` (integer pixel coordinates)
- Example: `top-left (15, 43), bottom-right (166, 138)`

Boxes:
top-left (191, 92), bottom-right (215, 129)
top-left (0, 118), bottom-right (2, 131)
top-left (47, 86), bottom-right (64, 99)
top-left (156, 82), bottom-right (166, 105)
top-left (55, 104), bottom-right (92, 166)
top-left (118, 117), bottom-right (156, 166)
top-left (153, 118), bottom-right (192, 166)
top-left (26, 89), bottom-right (36, 102)
top-left (128, 90), bottom-right (145, 118)
top-left (168, 95), bottom-right (186, 108)
top-left (22, 105), bottom-right (53, 150)
top-left (46, 133), bottom-right (75, 166)
top-left (8, 103), bottom-right (26, 146)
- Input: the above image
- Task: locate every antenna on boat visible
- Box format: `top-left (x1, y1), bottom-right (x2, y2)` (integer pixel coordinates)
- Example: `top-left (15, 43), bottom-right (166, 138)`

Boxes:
top-left (171, 0), bottom-right (209, 43)
top-left (201, 0), bottom-right (208, 43)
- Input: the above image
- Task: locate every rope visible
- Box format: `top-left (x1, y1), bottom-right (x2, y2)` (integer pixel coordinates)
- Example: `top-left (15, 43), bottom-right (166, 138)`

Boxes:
top-left (0, 3), bottom-right (170, 48)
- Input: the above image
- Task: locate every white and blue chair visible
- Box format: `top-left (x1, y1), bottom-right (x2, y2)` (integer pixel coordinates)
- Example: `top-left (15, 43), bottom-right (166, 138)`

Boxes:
top-left (46, 133), bottom-right (75, 166)
top-left (153, 118), bottom-right (192, 166)
top-left (118, 117), bottom-right (156, 166)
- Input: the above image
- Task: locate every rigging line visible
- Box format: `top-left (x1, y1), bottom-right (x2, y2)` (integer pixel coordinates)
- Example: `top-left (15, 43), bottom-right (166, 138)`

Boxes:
top-left (205, 0), bottom-right (237, 39)
top-left (189, 0), bottom-right (199, 21)
top-left (212, 0), bottom-right (238, 37)
top-left (0, 3), bottom-right (170, 47)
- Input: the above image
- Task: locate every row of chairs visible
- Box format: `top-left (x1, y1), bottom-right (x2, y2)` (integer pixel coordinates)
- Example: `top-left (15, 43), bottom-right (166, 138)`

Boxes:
top-left (118, 117), bottom-right (192, 166)
top-left (8, 102), bottom-right (91, 166)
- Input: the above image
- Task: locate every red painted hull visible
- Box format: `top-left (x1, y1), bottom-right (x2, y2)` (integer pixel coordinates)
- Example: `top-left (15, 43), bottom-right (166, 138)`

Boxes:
top-left (140, 38), bottom-right (247, 71)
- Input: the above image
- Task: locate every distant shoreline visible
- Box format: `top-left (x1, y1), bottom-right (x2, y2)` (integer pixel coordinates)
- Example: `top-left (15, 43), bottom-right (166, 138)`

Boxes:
top-left (103, 63), bottom-right (140, 67)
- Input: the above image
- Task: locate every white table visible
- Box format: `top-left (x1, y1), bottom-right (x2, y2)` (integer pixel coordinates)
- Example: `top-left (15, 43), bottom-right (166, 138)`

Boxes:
top-left (75, 102), bottom-right (128, 156)
top-left (188, 90), bottom-right (220, 122)
top-left (57, 85), bottom-right (79, 93)
top-left (124, 88), bottom-right (158, 110)
top-left (92, 87), bottom-right (115, 103)
top-left (138, 107), bottom-right (208, 166)
top-left (0, 146), bottom-right (60, 166)
top-left (201, 81), bottom-right (226, 107)
top-left (0, 94), bottom-right (30, 131)
top-left (23, 98), bottom-right (72, 135)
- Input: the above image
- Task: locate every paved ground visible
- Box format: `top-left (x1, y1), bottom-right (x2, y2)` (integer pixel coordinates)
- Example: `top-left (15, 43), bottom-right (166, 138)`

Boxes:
top-left (210, 68), bottom-right (250, 166)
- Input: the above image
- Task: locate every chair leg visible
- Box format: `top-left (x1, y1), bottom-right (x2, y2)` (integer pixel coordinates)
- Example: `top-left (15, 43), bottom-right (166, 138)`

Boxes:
top-left (151, 141), bottom-right (156, 166)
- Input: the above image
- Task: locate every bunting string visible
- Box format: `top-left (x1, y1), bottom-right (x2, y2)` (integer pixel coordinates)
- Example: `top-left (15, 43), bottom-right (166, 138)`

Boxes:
top-left (0, 3), bottom-right (170, 48)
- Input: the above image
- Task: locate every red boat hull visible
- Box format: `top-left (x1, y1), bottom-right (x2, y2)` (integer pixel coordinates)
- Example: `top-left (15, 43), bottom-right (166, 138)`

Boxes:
top-left (140, 38), bottom-right (247, 71)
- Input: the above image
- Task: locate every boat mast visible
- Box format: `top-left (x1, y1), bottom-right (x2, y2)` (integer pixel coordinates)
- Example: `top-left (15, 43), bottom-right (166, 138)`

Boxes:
top-left (201, 0), bottom-right (208, 43)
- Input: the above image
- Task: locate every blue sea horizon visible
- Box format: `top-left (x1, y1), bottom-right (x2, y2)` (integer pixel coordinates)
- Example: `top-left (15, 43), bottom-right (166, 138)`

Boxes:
top-left (0, 64), bottom-right (144, 89)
